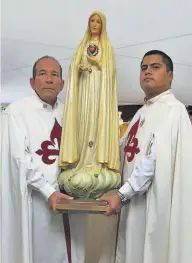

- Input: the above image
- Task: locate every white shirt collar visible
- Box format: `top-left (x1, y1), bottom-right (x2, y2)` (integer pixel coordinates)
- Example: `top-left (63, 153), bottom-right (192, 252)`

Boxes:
top-left (33, 92), bottom-right (58, 109)
top-left (144, 89), bottom-right (172, 105)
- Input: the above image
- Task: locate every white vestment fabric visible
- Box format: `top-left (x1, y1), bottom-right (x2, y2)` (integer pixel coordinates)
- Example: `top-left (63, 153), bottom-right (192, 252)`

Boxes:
top-left (1, 95), bottom-right (68, 263)
top-left (116, 90), bottom-right (192, 263)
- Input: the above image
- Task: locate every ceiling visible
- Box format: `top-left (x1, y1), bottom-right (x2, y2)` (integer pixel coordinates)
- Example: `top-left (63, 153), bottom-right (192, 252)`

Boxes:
top-left (1, 0), bottom-right (192, 105)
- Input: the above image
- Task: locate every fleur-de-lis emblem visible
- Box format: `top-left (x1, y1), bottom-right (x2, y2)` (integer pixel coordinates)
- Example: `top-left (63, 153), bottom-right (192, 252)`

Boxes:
top-left (124, 118), bottom-right (140, 162)
top-left (36, 119), bottom-right (62, 165)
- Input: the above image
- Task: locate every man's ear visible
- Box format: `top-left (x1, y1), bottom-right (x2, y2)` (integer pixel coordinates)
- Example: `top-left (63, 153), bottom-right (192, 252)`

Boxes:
top-left (168, 71), bottom-right (173, 84)
top-left (60, 79), bottom-right (64, 91)
top-left (30, 78), bottom-right (35, 90)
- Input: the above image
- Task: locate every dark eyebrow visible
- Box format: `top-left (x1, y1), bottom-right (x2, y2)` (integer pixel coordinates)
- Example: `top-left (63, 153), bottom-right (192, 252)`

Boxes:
top-left (37, 69), bottom-right (59, 75)
top-left (141, 62), bottom-right (162, 68)
top-left (141, 64), bottom-right (147, 69)
top-left (151, 62), bottom-right (161, 66)
top-left (38, 69), bottom-right (46, 73)
top-left (52, 70), bottom-right (59, 74)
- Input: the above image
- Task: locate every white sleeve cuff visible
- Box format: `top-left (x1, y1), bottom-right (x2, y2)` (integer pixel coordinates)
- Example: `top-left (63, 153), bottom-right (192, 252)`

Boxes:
top-left (119, 182), bottom-right (135, 199)
top-left (39, 182), bottom-right (56, 201)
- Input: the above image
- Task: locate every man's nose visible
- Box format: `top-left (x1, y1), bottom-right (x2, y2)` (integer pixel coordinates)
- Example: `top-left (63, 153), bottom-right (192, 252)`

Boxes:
top-left (46, 74), bottom-right (53, 83)
top-left (145, 66), bottom-right (152, 75)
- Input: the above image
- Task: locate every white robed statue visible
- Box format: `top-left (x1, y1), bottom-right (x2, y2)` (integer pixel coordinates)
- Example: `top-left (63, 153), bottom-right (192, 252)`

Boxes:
top-left (59, 10), bottom-right (121, 198)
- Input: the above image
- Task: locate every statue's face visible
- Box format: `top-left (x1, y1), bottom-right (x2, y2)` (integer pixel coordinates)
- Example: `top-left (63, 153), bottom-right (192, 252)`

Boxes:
top-left (89, 14), bottom-right (102, 35)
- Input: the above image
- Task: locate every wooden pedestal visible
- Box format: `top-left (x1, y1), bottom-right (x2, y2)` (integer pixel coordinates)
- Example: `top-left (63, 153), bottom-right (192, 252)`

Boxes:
top-left (56, 199), bottom-right (109, 213)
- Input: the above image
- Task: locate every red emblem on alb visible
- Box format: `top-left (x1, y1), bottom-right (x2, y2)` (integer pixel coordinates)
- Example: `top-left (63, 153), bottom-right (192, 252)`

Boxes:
top-left (124, 118), bottom-right (140, 162)
top-left (36, 119), bottom-right (62, 165)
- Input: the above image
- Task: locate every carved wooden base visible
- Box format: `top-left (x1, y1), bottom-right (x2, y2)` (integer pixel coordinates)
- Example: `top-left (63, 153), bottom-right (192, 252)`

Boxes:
top-left (56, 198), bottom-right (109, 213)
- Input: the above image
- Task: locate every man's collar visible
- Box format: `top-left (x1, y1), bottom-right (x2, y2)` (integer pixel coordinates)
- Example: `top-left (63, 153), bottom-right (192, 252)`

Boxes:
top-left (144, 89), bottom-right (172, 105)
top-left (33, 92), bottom-right (58, 109)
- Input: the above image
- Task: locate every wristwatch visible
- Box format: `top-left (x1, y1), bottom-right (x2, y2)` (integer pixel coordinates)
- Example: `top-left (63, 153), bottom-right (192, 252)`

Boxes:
top-left (116, 191), bottom-right (129, 204)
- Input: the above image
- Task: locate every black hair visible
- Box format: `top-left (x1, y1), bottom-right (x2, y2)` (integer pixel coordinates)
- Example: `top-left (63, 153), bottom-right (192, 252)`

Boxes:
top-left (141, 50), bottom-right (173, 72)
